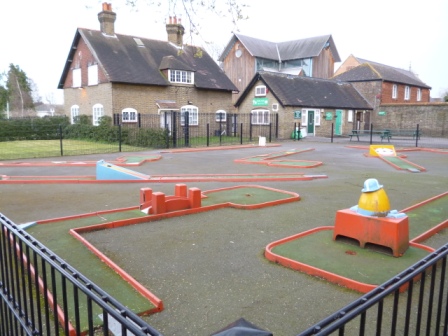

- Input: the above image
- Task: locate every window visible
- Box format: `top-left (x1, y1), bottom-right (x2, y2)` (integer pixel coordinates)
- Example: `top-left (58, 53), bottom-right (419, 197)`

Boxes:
top-left (92, 104), bottom-right (104, 126)
top-left (72, 68), bottom-right (81, 88)
top-left (180, 105), bottom-right (199, 126)
top-left (405, 86), bottom-right (410, 100)
top-left (169, 70), bottom-right (193, 84)
top-left (417, 88), bottom-right (422, 101)
top-left (251, 109), bottom-right (270, 125)
top-left (88, 64), bottom-right (98, 86)
top-left (301, 109), bottom-right (307, 126)
top-left (392, 84), bottom-right (398, 99)
top-left (122, 108), bottom-right (138, 123)
top-left (70, 105), bottom-right (79, 124)
top-left (215, 110), bottom-right (226, 122)
top-left (348, 110), bottom-right (354, 123)
top-left (255, 85), bottom-right (267, 96)
top-left (314, 109), bottom-right (321, 126)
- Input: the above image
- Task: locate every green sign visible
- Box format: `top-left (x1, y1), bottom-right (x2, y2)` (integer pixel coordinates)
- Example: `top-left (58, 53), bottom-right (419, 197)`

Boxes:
top-left (325, 112), bottom-right (333, 120)
top-left (378, 111), bottom-right (387, 116)
top-left (252, 97), bottom-right (268, 106)
top-left (294, 110), bottom-right (302, 119)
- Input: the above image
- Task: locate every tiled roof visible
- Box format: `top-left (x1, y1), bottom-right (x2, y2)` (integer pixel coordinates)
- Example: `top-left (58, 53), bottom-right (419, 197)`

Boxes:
top-left (333, 61), bottom-right (431, 89)
top-left (58, 28), bottom-right (238, 92)
top-left (236, 71), bottom-right (372, 110)
top-left (219, 34), bottom-right (340, 63)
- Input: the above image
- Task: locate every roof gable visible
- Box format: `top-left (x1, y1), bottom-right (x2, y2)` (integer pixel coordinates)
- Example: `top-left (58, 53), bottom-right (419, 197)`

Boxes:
top-left (333, 59), bottom-right (431, 89)
top-left (236, 71), bottom-right (372, 110)
top-left (219, 33), bottom-right (340, 63)
top-left (58, 28), bottom-right (238, 92)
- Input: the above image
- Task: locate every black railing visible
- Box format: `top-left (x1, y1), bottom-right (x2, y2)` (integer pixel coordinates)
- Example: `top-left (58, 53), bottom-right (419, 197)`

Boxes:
top-left (0, 213), bottom-right (162, 336)
top-left (296, 242), bottom-right (448, 335)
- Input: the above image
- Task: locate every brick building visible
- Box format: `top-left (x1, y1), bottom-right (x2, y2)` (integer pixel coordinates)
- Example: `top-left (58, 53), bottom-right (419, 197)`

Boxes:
top-left (219, 33), bottom-right (340, 103)
top-left (235, 71), bottom-right (372, 139)
top-left (58, 3), bottom-right (237, 128)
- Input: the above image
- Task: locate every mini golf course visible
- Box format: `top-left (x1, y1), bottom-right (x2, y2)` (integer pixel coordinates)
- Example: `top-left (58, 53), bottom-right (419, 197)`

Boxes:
top-left (0, 149), bottom-right (328, 183)
top-left (348, 145), bottom-right (448, 173)
top-left (23, 185), bottom-right (300, 332)
top-left (265, 191), bottom-right (448, 293)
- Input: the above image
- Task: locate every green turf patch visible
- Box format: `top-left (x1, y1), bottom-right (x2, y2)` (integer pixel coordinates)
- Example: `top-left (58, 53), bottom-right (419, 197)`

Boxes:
top-left (202, 187), bottom-right (294, 206)
top-left (272, 230), bottom-right (430, 285)
top-left (26, 210), bottom-right (155, 330)
top-left (382, 156), bottom-right (421, 170)
top-left (405, 195), bottom-right (448, 239)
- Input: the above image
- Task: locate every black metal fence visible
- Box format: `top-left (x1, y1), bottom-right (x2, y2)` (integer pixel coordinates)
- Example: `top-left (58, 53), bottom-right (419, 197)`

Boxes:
top-left (297, 242), bottom-right (448, 335)
top-left (114, 111), bottom-right (279, 148)
top-left (0, 213), bottom-right (162, 336)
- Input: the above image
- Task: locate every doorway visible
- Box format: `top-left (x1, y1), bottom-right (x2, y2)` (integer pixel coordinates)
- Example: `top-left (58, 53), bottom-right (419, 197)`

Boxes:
top-left (307, 110), bottom-right (315, 135)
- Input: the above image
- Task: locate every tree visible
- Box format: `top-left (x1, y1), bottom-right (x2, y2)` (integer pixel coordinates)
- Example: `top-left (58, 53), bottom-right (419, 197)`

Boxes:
top-left (5, 64), bottom-right (35, 117)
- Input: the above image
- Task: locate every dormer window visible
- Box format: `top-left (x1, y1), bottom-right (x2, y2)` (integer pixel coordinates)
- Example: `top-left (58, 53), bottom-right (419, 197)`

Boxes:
top-left (169, 70), bottom-right (193, 84)
top-left (255, 85), bottom-right (267, 96)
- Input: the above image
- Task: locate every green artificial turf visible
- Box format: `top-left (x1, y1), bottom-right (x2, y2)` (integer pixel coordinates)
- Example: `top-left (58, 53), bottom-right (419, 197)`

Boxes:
top-left (272, 230), bottom-right (430, 286)
top-left (26, 209), bottom-right (155, 330)
top-left (202, 187), bottom-right (294, 206)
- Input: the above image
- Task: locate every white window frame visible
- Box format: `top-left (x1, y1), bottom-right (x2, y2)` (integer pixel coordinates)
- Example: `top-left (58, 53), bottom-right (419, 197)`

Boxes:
top-left (251, 109), bottom-right (270, 125)
top-left (255, 85), bottom-right (267, 97)
top-left (180, 105), bottom-right (199, 126)
top-left (72, 68), bottom-right (81, 88)
top-left (392, 84), bottom-right (398, 99)
top-left (215, 110), bottom-right (226, 122)
top-left (169, 70), bottom-right (194, 84)
top-left (70, 105), bottom-right (79, 124)
top-left (88, 64), bottom-right (98, 86)
top-left (301, 109), bottom-right (308, 126)
top-left (348, 110), bottom-right (354, 123)
top-left (122, 108), bottom-right (138, 123)
top-left (314, 109), bottom-right (321, 126)
top-left (405, 86), bottom-right (410, 100)
top-left (417, 88), bottom-right (422, 101)
top-left (92, 103), bottom-right (104, 126)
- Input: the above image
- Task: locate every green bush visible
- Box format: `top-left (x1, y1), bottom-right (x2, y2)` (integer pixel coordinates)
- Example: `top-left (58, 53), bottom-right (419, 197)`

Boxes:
top-left (0, 116), bottom-right (69, 141)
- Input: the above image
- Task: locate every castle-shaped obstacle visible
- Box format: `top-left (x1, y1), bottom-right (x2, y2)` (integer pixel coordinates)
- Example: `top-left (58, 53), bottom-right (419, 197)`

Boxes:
top-left (140, 184), bottom-right (202, 215)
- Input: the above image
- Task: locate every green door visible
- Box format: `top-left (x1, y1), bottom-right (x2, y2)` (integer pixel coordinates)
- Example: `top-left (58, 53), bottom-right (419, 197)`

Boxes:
top-left (307, 110), bottom-right (315, 134)
top-left (335, 110), bottom-right (343, 135)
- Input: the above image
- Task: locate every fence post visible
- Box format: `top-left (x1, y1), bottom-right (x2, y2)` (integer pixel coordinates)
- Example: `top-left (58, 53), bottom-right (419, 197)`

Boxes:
top-left (415, 123), bottom-right (420, 147)
top-left (138, 113), bottom-right (141, 128)
top-left (269, 123), bottom-right (272, 142)
top-left (240, 123), bottom-right (243, 145)
top-left (249, 122), bottom-right (253, 142)
top-left (118, 124), bottom-right (122, 152)
top-left (207, 123), bottom-right (210, 147)
top-left (369, 123), bottom-right (373, 144)
top-left (59, 124), bottom-right (63, 156)
top-left (165, 111), bottom-right (170, 149)
top-left (219, 113), bottom-right (222, 145)
top-left (184, 111), bottom-right (190, 147)
top-left (275, 113), bottom-right (279, 139)
top-left (172, 112), bottom-right (177, 148)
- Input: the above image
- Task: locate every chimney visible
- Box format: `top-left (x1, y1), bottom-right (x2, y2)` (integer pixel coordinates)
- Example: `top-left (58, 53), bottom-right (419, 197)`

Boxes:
top-left (166, 16), bottom-right (185, 46)
top-left (98, 2), bottom-right (116, 36)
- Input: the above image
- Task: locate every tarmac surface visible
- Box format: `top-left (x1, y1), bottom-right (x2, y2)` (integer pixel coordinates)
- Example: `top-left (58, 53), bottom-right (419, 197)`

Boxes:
top-left (0, 139), bottom-right (447, 335)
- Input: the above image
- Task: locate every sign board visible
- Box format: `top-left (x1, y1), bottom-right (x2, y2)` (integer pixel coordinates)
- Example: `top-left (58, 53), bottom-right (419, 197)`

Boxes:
top-left (294, 110), bottom-right (302, 119)
top-left (325, 112), bottom-right (333, 120)
top-left (252, 97), bottom-right (268, 106)
top-left (378, 111), bottom-right (386, 116)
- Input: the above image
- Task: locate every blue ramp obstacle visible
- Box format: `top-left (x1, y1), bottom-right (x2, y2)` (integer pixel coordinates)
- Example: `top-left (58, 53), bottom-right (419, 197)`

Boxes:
top-left (96, 160), bottom-right (150, 180)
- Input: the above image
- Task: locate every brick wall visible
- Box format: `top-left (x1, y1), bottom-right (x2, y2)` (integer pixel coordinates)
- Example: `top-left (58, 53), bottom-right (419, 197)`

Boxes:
top-left (373, 103), bottom-right (448, 137)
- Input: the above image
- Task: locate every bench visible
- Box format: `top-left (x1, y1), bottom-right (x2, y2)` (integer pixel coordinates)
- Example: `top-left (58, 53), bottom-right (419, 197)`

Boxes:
top-left (349, 130), bottom-right (389, 142)
top-left (381, 129), bottom-right (421, 142)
